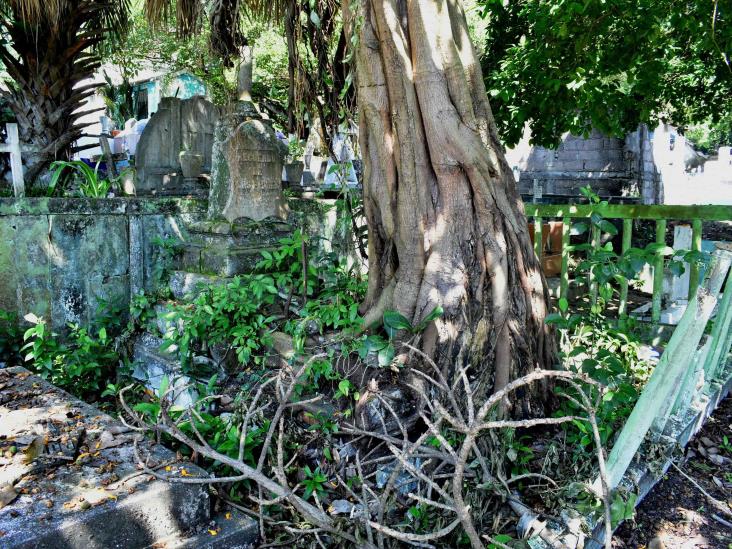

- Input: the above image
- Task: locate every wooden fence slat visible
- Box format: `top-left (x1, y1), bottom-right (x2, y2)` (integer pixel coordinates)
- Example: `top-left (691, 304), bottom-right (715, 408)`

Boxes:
top-left (688, 219), bottom-right (703, 300)
top-left (601, 251), bottom-right (730, 490)
top-left (652, 219), bottom-right (667, 324)
top-left (619, 218), bottom-right (633, 319)
top-left (670, 337), bottom-right (711, 419)
top-left (702, 250), bottom-right (732, 382)
top-left (601, 282), bottom-right (718, 490)
top-left (560, 217), bottom-right (570, 300)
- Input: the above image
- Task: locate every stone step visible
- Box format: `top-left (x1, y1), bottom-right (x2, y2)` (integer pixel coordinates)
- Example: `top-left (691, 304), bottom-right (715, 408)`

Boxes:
top-left (169, 271), bottom-right (229, 301)
top-left (0, 367), bottom-right (256, 548)
top-left (167, 506), bottom-right (258, 548)
top-left (131, 332), bottom-right (202, 408)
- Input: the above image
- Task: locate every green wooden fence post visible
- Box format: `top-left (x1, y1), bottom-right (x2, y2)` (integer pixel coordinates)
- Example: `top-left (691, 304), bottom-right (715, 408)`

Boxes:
top-left (534, 217), bottom-right (543, 262)
top-left (590, 223), bottom-right (600, 307)
top-left (560, 217), bottom-right (570, 300)
top-left (670, 337), bottom-right (711, 419)
top-left (601, 288), bottom-right (717, 490)
top-left (702, 247), bottom-right (732, 382)
top-left (688, 219), bottom-right (703, 300)
top-left (619, 218), bottom-right (633, 319)
top-left (652, 219), bottom-right (667, 324)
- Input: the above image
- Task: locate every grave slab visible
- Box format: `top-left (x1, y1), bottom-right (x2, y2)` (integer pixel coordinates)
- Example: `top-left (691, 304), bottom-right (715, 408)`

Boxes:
top-left (0, 367), bottom-right (257, 548)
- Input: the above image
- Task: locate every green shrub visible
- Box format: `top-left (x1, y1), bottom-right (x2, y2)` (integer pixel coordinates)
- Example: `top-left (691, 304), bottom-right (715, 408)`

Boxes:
top-left (0, 310), bottom-right (22, 365)
top-left (21, 313), bottom-right (118, 398)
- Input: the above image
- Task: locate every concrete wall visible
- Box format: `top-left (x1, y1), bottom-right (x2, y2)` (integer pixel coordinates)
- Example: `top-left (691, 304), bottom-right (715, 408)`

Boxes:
top-left (0, 195), bottom-right (350, 332)
top-left (0, 198), bottom-right (207, 331)
top-left (505, 124), bottom-right (668, 203)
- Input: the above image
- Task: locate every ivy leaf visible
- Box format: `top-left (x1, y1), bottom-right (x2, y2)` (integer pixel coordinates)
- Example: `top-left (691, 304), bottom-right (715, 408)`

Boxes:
top-left (158, 375), bottom-right (169, 398)
top-left (383, 310), bottom-right (412, 338)
top-left (338, 379), bottom-right (351, 397)
top-left (599, 219), bottom-right (618, 235)
top-left (378, 343), bottom-right (395, 367)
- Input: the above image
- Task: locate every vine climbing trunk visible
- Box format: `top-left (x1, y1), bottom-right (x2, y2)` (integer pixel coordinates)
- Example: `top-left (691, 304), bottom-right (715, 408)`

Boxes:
top-left (346, 0), bottom-right (555, 414)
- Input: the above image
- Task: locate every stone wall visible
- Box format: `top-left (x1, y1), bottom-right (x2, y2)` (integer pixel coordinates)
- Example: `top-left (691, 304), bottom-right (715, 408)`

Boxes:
top-left (625, 124), bottom-right (663, 204)
top-left (505, 125), bottom-right (664, 203)
top-left (0, 198), bottom-right (207, 331)
top-left (0, 196), bottom-right (349, 332)
top-left (510, 129), bottom-right (632, 198)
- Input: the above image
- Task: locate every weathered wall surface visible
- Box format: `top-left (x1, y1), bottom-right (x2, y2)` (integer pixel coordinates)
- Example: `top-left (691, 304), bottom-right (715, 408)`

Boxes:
top-left (0, 198), bottom-right (207, 331)
top-left (0, 196), bottom-right (349, 332)
top-left (505, 125), bottom-right (664, 203)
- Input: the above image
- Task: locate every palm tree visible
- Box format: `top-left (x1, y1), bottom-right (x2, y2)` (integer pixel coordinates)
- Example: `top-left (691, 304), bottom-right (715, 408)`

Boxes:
top-left (0, 0), bottom-right (130, 185)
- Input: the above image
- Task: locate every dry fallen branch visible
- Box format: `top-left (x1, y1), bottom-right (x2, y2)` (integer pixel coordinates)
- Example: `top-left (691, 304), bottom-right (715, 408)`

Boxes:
top-left (118, 343), bottom-right (613, 548)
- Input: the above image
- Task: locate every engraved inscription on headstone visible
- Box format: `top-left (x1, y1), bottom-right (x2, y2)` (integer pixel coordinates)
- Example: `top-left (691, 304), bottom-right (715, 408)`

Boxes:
top-left (211, 119), bottom-right (288, 222)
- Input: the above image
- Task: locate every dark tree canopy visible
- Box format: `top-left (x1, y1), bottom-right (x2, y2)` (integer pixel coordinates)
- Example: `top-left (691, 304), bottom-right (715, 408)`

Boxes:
top-left (480, 0), bottom-right (732, 147)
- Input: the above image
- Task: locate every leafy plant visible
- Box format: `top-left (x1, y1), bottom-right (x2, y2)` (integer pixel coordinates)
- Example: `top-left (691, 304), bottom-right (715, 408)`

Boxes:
top-left (160, 274), bottom-right (279, 370)
top-left (302, 465), bottom-right (328, 500)
top-left (720, 435), bottom-right (732, 455)
top-left (610, 491), bottom-right (638, 527)
top-left (286, 136), bottom-right (305, 161)
top-left (556, 186), bottom-right (708, 317)
top-left (0, 310), bottom-right (22, 365)
top-left (351, 306), bottom-right (443, 370)
top-left (47, 160), bottom-right (112, 198)
top-left (149, 236), bottom-right (183, 289)
top-left (504, 432), bottom-right (535, 476)
top-left (21, 313), bottom-right (118, 397)
top-left (98, 70), bottom-right (136, 128)
top-left (133, 375), bottom-right (269, 472)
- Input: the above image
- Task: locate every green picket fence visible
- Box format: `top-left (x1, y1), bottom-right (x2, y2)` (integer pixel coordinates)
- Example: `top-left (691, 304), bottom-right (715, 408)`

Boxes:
top-left (526, 203), bottom-right (732, 323)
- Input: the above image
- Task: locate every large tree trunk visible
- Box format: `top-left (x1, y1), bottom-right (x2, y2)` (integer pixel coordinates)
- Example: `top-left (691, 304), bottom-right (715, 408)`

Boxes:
top-left (0, 2), bottom-right (106, 186)
top-left (348, 0), bottom-right (554, 414)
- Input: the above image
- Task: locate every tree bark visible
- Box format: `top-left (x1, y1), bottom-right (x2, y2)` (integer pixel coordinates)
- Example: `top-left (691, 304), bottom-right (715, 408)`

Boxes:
top-left (347, 0), bottom-right (554, 414)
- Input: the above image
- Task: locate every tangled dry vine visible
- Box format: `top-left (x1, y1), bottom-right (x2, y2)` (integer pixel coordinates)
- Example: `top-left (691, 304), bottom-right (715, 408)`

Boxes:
top-left (119, 349), bottom-right (613, 548)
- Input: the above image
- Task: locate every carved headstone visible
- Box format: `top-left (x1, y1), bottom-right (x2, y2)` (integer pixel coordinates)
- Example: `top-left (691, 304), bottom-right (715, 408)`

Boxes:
top-left (208, 104), bottom-right (288, 222)
top-left (136, 96), bottom-right (221, 195)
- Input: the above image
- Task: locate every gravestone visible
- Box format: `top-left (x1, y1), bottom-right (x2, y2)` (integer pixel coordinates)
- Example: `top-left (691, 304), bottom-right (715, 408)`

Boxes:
top-left (135, 96), bottom-right (221, 196)
top-left (209, 117), bottom-right (288, 222)
top-left (175, 53), bottom-right (291, 280)
top-left (301, 120), bottom-right (326, 187)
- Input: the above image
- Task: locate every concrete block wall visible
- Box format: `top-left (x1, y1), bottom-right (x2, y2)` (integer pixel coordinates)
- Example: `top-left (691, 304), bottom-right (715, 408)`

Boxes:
top-left (515, 129), bottom-right (632, 198)
top-left (0, 198), bottom-right (207, 331)
top-left (507, 125), bottom-right (666, 203)
top-left (625, 124), bottom-right (662, 204)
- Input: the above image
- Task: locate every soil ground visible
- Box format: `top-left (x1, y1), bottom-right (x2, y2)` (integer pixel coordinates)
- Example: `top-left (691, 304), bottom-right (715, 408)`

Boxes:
top-left (614, 397), bottom-right (732, 548)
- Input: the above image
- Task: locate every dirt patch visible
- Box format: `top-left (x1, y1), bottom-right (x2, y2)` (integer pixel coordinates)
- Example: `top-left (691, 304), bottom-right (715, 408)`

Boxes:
top-left (614, 397), bottom-right (732, 548)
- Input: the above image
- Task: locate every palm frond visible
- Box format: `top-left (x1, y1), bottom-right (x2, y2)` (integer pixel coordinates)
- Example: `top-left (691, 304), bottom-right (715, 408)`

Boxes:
top-left (143, 0), bottom-right (287, 65)
top-left (2, 0), bottom-right (131, 42)
top-left (4, 0), bottom-right (62, 24)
